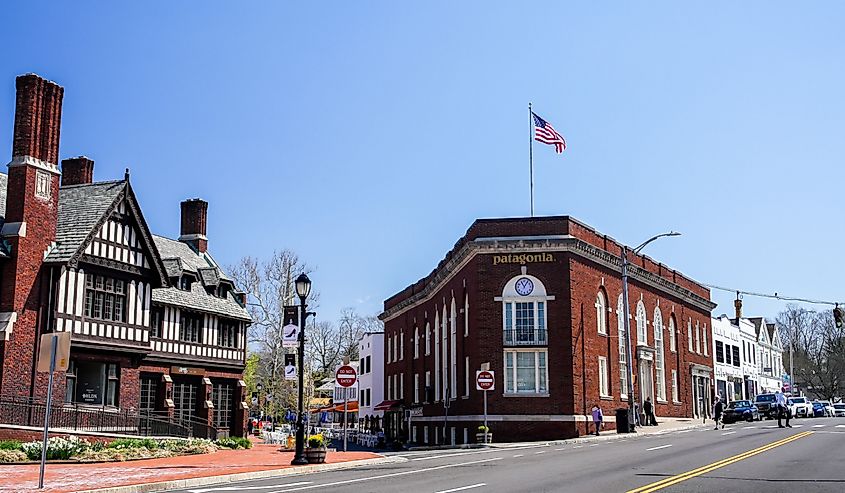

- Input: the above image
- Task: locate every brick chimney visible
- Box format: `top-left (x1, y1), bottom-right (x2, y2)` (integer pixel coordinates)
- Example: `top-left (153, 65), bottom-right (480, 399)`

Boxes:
top-left (61, 156), bottom-right (94, 186)
top-left (734, 296), bottom-right (742, 320)
top-left (0, 73), bottom-right (64, 399)
top-left (179, 198), bottom-right (208, 253)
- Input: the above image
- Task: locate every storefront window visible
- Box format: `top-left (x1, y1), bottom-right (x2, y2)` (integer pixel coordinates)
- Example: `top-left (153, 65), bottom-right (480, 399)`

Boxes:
top-left (64, 360), bottom-right (119, 406)
top-left (212, 382), bottom-right (233, 429)
top-left (504, 349), bottom-right (548, 394)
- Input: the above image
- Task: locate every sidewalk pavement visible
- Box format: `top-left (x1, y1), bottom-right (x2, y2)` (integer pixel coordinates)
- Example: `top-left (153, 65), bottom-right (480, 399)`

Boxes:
top-left (407, 417), bottom-right (709, 451)
top-left (0, 443), bottom-right (387, 493)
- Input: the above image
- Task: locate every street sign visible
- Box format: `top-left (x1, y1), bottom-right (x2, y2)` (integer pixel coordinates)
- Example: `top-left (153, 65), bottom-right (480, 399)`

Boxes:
top-left (476, 370), bottom-right (495, 391)
top-left (282, 306), bottom-right (299, 347)
top-left (336, 365), bottom-right (357, 387)
top-left (37, 332), bottom-right (70, 372)
top-left (284, 353), bottom-right (297, 381)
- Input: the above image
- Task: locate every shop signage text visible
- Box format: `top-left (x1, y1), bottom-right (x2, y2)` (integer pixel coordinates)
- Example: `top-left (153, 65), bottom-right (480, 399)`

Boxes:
top-left (492, 253), bottom-right (555, 266)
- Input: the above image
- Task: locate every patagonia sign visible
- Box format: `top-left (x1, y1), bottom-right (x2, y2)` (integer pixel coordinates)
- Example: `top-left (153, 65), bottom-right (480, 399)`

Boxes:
top-left (492, 253), bottom-right (555, 266)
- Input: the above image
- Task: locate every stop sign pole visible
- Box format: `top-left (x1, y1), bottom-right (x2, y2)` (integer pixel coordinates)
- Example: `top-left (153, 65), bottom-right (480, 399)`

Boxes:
top-left (476, 370), bottom-right (495, 444)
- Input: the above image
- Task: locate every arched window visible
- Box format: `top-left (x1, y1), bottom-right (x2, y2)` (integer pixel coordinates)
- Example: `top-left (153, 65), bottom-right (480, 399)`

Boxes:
top-left (617, 294), bottom-right (628, 397)
top-left (687, 319), bottom-right (693, 353)
top-left (595, 290), bottom-right (607, 335)
top-left (414, 327), bottom-right (419, 359)
top-left (500, 274), bottom-right (551, 394)
top-left (464, 293), bottom-right (469, 337)
top-left (425, 322), bottom-right (431, 355)
top-left (434, 311), bottom-right (440, 401)
top-left (668, 315), bottom-right (677, 352)
top-left (654, 307), bottom-right (666, 401)
top-left (636, 300), bottom-right (647, 346)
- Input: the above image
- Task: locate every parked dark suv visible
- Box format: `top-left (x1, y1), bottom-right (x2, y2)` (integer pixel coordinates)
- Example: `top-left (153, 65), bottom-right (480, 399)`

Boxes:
top-left (754, 393), bottom-right (779, 419)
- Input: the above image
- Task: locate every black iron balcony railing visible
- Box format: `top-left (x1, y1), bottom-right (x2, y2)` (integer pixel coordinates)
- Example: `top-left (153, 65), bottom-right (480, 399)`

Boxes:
top-left (503, 328), bottom-right (548, 346)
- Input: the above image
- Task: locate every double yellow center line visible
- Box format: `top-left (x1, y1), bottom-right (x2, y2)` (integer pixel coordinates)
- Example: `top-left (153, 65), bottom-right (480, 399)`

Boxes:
top-left (627, 431), bottom-right (813, 493)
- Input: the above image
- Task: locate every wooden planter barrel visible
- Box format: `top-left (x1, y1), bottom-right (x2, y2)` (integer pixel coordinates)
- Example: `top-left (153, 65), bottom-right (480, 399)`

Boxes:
top-left (475, 432), bottom-right (493, 444)
top-left (304, 447), bottom-right (327, 464)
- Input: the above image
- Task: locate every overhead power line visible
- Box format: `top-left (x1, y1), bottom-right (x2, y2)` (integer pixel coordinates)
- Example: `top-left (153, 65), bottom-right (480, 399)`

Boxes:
top-left (703, 283), bottom-right (842, 307)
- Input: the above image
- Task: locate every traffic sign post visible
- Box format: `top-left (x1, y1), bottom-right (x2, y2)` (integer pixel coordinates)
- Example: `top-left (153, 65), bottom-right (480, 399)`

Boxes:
top-left (476, 370), bottom-right (495, 444)
top-left (36, 332), bottom-right (71, 489)
top-left (335, 365), bottom-right (357, 452)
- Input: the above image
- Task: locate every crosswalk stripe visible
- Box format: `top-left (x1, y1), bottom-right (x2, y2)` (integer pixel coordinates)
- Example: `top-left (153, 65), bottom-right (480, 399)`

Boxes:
top-left (812, 424), bottom-right (826, 428)
top-left (835, 425), bottom-right (845, 428)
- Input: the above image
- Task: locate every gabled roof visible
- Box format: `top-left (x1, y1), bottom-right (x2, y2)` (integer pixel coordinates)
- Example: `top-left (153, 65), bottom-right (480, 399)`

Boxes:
top-left (746, 317), bottom-right (765, 337)
top-left (767, 323), bottom-right (780, 347)
top-left (45, 180), bottom-right (124, 263)
top-left (44, 179), bottom-right (168, 285)
top-left (152, 235), bottom-right (232, 282)
top-left (152, 283), bottom-right (251, 321)
top-left (198, 267), bottom-right (220, 287)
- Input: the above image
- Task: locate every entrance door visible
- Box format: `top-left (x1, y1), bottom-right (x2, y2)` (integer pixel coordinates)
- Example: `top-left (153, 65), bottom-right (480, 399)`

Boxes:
top-left (173, 380), bottom-right (199, 423)
top-left (639, 360), bottom-right (654, 408)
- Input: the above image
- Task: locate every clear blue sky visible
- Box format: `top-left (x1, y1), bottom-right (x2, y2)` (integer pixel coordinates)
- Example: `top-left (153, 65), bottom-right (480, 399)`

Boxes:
top-left (2, 2), bottom-right (843, 324)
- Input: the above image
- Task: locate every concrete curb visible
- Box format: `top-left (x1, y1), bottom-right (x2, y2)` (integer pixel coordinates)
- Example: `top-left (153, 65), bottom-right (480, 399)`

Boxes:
top-left (74, 456), bottom-right (405, 493)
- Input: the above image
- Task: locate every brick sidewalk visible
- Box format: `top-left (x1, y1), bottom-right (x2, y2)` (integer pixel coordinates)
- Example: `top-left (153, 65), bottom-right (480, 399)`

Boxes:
top-left (0, 444), bottom-right (381, 492)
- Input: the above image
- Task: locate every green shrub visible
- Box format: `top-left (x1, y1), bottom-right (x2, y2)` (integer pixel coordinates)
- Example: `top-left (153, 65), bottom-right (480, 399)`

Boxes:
top-left (159, 438), bottom-right (217, 455)
top-left (477, 425), bottom-right (490, 434)
top-left (107, 438), bottom-right (159, 450)
top-left (215, 436), bottom-right (252, 450)
top-left (0, 449), bottom-right (27, 463)
top-left (0, 440), bottom-right (22, 451)
top-left (20, 436), bottom-right (90, 460)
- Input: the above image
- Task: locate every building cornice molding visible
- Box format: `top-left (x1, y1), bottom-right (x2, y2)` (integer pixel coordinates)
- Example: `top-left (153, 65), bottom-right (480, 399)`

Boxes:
top-left (380, 237), bottom-right (716, 322)
top-left (7, 155), bottom-right (60, 174)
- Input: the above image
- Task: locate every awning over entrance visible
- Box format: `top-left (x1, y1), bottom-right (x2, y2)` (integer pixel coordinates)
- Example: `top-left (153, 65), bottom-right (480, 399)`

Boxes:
top-left (373, 400), bottom-right (402, 411)
top-left (331, 402), bottom-right (358, 412)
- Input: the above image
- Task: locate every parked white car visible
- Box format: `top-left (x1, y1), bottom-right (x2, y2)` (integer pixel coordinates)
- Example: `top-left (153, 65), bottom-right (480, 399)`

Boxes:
top-left (834, 403), bottom-right (845, 417)
top-left (816, 401), bottom-right (836, 417)
top-left (789, 396), bottom-right (813, 418)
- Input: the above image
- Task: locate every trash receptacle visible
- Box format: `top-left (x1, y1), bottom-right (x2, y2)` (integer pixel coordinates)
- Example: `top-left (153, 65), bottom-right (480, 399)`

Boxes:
top-left (616, 408), bottom-right (630, 434)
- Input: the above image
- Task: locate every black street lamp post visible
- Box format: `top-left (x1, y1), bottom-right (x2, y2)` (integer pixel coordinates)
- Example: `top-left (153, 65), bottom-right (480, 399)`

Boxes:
top-left (291, 273), bottom-right (312, 465)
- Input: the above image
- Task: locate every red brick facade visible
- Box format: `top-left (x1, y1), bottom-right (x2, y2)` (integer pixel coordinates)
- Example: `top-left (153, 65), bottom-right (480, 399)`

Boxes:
top-left (381, 217), bottom-right (716, 444)
top-left (0, 74), bottom-right (249, 438)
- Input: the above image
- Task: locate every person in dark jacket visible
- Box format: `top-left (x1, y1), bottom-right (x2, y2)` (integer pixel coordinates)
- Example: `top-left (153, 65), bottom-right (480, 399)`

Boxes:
top-left (713, 395), bottom-right (725, 430)
top-left (643, 397), bottom-right (658, 426)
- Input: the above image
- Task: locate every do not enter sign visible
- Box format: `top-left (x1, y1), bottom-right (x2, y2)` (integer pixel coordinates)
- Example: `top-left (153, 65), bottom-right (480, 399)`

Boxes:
top-left (336, 365), bottom-right (357, 387)
top-left (476, 370), bottom-right (495, 391)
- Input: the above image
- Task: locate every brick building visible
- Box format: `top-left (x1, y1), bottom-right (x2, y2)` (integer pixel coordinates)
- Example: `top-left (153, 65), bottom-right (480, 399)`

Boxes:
top-left (0, 74), bottom-right (251, 437)
top-left (379, 216), bottom-right (717, 444)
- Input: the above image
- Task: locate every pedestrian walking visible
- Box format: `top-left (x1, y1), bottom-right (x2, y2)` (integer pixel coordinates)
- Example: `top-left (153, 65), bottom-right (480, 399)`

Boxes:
top-left (643, 397), bottom-right (658, 426)
top-left (634, 402), bottom-right (642, 427)
top-left (713, 395), bottom-right (725, 430)
top-left (591, 403), bottom-right (604, 436)
top-left (776, 388), bottom-right (792, 428)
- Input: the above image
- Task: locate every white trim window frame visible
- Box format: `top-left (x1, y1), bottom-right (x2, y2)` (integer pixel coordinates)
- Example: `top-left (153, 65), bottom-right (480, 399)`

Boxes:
top-left (671, 369), bottom-right (680, 403)
top-left (636, 300), bottom-right (648, 346)
top-left (687, 320), bottom-right (694, 353)
top-left (504, 349), bottom-right (548, 395)
top-left (598, 356), bottom-right (610, 398)
top-left (669, 317), bottom-right (676, 352)
top-left (596, 291), bottom-right (607, 335)
top-left (617, 294), bottom-right (628, 398)
top-left (653, 307), bottom-right (666, 402)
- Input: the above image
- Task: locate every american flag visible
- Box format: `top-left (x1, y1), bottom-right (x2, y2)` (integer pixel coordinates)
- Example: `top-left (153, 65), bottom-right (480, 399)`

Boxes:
top-left (532, 112), bottom-right (566, 154)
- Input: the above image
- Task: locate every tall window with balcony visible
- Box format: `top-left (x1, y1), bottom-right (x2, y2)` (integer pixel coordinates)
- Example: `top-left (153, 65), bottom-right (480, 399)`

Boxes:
top-left (500, 275), bottom-right (550, 395)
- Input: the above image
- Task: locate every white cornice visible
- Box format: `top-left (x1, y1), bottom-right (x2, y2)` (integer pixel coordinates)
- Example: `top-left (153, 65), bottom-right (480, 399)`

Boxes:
top-left (7, 155), bottom-right (60, 175)
top-left (380, 237), bottom-right (716, 322)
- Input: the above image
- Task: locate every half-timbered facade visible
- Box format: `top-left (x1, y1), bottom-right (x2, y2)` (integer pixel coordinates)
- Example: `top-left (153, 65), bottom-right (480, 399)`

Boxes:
top-left (0, 74), bottom-right (251, 437)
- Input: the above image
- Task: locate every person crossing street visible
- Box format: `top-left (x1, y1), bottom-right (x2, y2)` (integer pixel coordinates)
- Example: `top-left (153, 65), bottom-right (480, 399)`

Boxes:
top-left (776, 388), bottom-right (792, 428)
top-left (712, 395), bottom-right (725, 430)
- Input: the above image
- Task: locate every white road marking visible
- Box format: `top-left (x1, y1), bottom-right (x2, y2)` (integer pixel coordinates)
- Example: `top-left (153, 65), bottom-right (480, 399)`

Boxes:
top-left (513, 454), bottom-right (524, 458)
top-left (813, 424), bottom-right (826, 428)
top-left (742, 426), bottom-right (756, 430)
top-left (792, 425), bottom-right (803, 428)
top-left (646, 444), bottom-right (673, 451)
top-left (190, 483), bottom-right (312, 493)
top-left (836, 425), bottom-right (845, 428)
top-left (534, 451), bottom-right (546, 454)
top-left (721, 431), bottom-right (736, 436)
top-left (573, 445), bottom-right (584, 449)
top-left (554, 448), bottom-right (566, 451)
top-left (410, 446), bottom-right (535, 461)
top-left (267, 457), bottom-right (503, 493)
top-left (589, 444), bottom-right (600, 447)
top-left (435, 484), bottom-right (487, 493)
top-left (678, 430), bottom-right (693, 433)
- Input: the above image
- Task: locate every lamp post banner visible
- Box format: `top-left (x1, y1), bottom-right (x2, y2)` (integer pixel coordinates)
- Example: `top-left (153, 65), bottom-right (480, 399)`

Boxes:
top-left (282, 306), bottom-right (300, 347)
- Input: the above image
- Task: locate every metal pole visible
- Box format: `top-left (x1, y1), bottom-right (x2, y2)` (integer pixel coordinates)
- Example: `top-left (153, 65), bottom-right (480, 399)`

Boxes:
top-left (443, 387), bottom-right (450, 445)
top-left (38, 335), bottom-right (58, 489)
top-left (621, 247), bottom-right (637, 432)
top-left (291, 297), bottom-right (308, 465)
top-left (789, 322), bottom-right (795, 394)
top-left (343, 388), bottom-right (348, 452)
top-left (529, 102), bottom-right (534, 217)
top-left (483, 389), bottom-right (488, 444)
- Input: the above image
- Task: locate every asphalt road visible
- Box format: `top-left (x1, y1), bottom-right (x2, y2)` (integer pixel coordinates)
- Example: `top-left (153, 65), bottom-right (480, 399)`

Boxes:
top-left (171, 417), bottom-right (845, 493)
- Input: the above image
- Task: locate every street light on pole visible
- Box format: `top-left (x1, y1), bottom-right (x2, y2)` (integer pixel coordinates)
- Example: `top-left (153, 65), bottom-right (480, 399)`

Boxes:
top-left (621, 231), bottom-right (680, 432)
top-left (291, 273), bottom-right (312, 466)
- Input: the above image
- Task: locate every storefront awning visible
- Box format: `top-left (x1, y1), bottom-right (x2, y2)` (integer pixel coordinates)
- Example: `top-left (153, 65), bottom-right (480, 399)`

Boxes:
top-left (331, 402), bottom-right (358, 412)
top-left (373, 400), bottom-right (402, 411)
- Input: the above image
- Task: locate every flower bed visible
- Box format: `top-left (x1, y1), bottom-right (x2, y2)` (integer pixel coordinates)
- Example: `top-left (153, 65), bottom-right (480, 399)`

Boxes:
top-left (0, 436), bottom-right (250, 463)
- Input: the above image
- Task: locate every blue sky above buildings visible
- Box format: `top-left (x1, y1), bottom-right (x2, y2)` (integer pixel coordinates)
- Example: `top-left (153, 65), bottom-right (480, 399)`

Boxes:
top-left (1, 2), bottom-right (843, 324)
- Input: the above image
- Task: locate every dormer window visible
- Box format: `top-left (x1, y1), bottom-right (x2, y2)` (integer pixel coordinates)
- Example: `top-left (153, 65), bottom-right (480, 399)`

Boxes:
top-left (180, 275), bottom-right (193, 291)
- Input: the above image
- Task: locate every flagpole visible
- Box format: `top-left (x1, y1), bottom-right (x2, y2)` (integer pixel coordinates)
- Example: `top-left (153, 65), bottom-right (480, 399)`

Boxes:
top-left (529, 102), bottom-right (534, 217)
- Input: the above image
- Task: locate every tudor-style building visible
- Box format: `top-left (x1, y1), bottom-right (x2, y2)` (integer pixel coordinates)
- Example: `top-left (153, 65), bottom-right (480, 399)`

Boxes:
top-left (0, 74), bottom-right (250, 437)
top-left (380, 216), bottom-right (717, 444)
